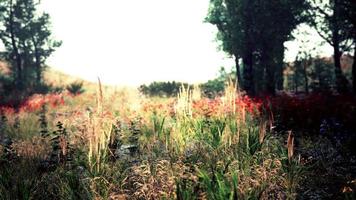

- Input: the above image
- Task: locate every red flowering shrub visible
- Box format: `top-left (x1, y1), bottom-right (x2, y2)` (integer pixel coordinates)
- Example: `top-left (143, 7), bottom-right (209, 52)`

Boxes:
top-left (0, 106), bottom-right (16, 115)
top-left (192, 96), bottom-right (263, 118)
top-left (192, 98), bottom-right (221, 117)
top-left (20, 93), bottom-right (65, 112)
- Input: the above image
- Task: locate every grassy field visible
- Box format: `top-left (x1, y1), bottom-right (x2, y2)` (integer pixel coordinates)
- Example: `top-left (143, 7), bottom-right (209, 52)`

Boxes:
top-left (0, 75), bottom-right (355, 199)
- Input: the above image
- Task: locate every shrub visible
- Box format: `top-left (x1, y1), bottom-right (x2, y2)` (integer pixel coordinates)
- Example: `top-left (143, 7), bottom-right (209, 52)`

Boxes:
top-left (66, 82), bottom-right (85, 95)
top-left (200, 67), bottom-right (236, 98)
top-left (200, 79), bottom-right (225, 98)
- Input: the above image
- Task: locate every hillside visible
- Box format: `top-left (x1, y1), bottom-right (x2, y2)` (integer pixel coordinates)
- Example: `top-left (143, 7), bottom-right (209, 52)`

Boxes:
top-left (43, 67), bottom-right (99, 93)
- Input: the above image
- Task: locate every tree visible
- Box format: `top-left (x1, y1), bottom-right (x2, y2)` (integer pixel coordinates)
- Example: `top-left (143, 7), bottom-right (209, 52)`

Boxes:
top-left (307, 0), bottom-right (354, 94)
top-left (310, 57), bottom-right (335, 92)
top-left (253, 0), bottom-right (307, 95)
top-left (206, 0), bottom-right (307, 96)
top-left (205, 0), bottom-right (245, 91)
top-left (0, 0), bottom-right (61, 91)
top-left (340, 0), bottom-right (356, 94)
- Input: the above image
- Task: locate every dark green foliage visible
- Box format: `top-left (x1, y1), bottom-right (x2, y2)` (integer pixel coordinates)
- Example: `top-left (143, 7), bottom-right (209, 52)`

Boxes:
top-left (0, 72), bottom-right (13, 98)
top-left (0, 109), bottom-right (6, 135)
top-left (198, 169), bottom-right (239, 200)
top-left (139, 81), bottom-right (189, 97)
top-left (285, 57), bottom-right (337, 93)
top-left (31, 168), bottom-right (92, 200)
top-left (200, 79), bottom-right (225, 97)
top-left (206, 0), bottom-right (308, 95)
top-left (0, 0), bottom-right (61, 94)
top-left (310, 58), bottom-right (335, 92)
top-left (246, 126), bottom-right (263, 156)
top-left (207, 119), bottom-right (226, 148)
top-left (66, 81), bottom-right (85, 95)
top-left (0, 165), bottom-right (34, 200)
top-left (34, 83), bottom-right (64, 94)
top-left (176, 178), bottom-right (197, 200)
top-left (38, 104), bottom-right (48, 137)
top-left (50, 121), bottom-right (71, 165)
top-left (0, 111), bottom-right (12, 159)
top-left (200, 67), bottom-right (235, 98)
top-left (139, 67), bottom-right (236, 98)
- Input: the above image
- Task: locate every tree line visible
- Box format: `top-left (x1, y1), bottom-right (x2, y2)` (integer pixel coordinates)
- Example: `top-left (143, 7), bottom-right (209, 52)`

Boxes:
top-left (206, 0), bottom-right (356, 95)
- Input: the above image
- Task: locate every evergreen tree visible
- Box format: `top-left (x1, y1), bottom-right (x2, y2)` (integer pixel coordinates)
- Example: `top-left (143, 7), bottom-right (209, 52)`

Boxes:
top-left (0, 0), bottom-right (61, 91)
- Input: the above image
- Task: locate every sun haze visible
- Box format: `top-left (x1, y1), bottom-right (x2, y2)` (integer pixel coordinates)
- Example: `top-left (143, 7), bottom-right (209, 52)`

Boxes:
top-left (39, 0), bottom-right (235, 86)
top-left (39, 0), bottom-right (332, 86)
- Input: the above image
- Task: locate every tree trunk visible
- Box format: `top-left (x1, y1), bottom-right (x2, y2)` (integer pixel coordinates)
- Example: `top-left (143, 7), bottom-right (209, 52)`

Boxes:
top-left (353, 43), bottom-right (356, 94)
top-left (242, 50), bottom-right (255, 96)
top-left (275, 42), bottom-right (285, 91)
top-left (241, 0), bottom-right (255, 96)
top-left (333, 0), bottom-right (349, 94)
top-left (261, 48), bottom-right (275, 95)
top-left (234, 55), bottom-right (242, 89)
top-left (9, 0), bottom-right (22, 89)
top-left (333, 45), bottom-right (348, 93)
top-left (294, 72), bottom-right (298, 93)
top-left (33, 40), bottom-right (41, 86)
top-left (303, 60), bottom-right (309, 94)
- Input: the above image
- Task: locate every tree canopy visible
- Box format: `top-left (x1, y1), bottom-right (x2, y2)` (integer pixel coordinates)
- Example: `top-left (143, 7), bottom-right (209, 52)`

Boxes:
top-left (0, 0), bottom-right (61, 92)
top-left (206, 0), bottom-right (355, 95)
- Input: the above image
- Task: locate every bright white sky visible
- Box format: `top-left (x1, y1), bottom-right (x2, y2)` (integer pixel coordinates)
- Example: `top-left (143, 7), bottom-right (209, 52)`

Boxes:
top-left (18, 1), bottom-right (332, 86)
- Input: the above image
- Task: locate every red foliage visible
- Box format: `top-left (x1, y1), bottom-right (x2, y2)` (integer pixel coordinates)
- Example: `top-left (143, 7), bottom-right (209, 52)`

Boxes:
top-left (192, 98), bottom-right (221, 117)
top-left (0, 106), bottom-right (16, 115)
top-left (192, 96), bottom-right (263, 118)
top-left (0, 93), bottom-right (66, 115)
top-left (20, 93), bottom-right (65, 112)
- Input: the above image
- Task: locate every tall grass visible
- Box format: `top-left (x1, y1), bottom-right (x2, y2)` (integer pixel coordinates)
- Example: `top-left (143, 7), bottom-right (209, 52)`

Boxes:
top-left (0, 79), bottom-right (307, 199)
top-left (86, 78), bottom-right (114, 175)
top-left (175, 84), bottom-right (193, 119)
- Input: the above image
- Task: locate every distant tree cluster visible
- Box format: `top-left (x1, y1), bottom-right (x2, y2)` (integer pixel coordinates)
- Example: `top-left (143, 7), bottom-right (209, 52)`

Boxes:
top-left (285, 56), bottom-right (337, 93)
top-left (199, 66), bottom-right (236, 97)
top-left (206, 0), bottom-right (356, 95)
top-left (139, 81), bottom-right (190, 97)
top-left (0, 0), bottom-right (61, 102)
top-left (139, 67), bottom-right (235, 98)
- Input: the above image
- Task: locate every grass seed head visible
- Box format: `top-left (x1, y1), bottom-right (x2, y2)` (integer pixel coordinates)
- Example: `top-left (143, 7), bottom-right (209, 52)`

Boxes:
top-left (287, 131), bottom-right (294, 160)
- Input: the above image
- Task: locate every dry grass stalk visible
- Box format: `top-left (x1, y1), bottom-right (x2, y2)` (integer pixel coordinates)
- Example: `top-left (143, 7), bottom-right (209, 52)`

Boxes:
top-left (87, 78), bottom-right (113, 173)
top-left (59, 135), bottom-right (68, 157)
top-left (287, 131), bottom-right (294, 160)
top-left (222, 79), bottom-right (237, 116)
top-left (175, 84), bottom-right (193, 118)
top-left (259, 121), bottom-right (267, 144)
top-left (192, 84), bottom-right (202, 101)
top-left (97, 77), bottom-right (104, 115)
top-left (127, 160), bottom-right (176, 199)
top-left (12, 136), bottom-right (50, 160)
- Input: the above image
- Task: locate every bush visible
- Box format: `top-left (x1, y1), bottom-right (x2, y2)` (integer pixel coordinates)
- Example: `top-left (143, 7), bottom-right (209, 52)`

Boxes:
top-left (139, 81), bottom-right (190, 97)
top-left (66, 82), bottom-right (85, 95)
top-left (32, 83), bottom-right (64, 94)
top-left (201, 66), bottom-right (236, 98)
top-left (200, 79), bottom-right (225, 98)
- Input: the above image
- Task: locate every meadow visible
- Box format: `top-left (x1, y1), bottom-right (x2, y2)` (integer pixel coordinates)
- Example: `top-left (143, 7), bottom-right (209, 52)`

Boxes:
top-left (0, 79), bottom-right (355, 200)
